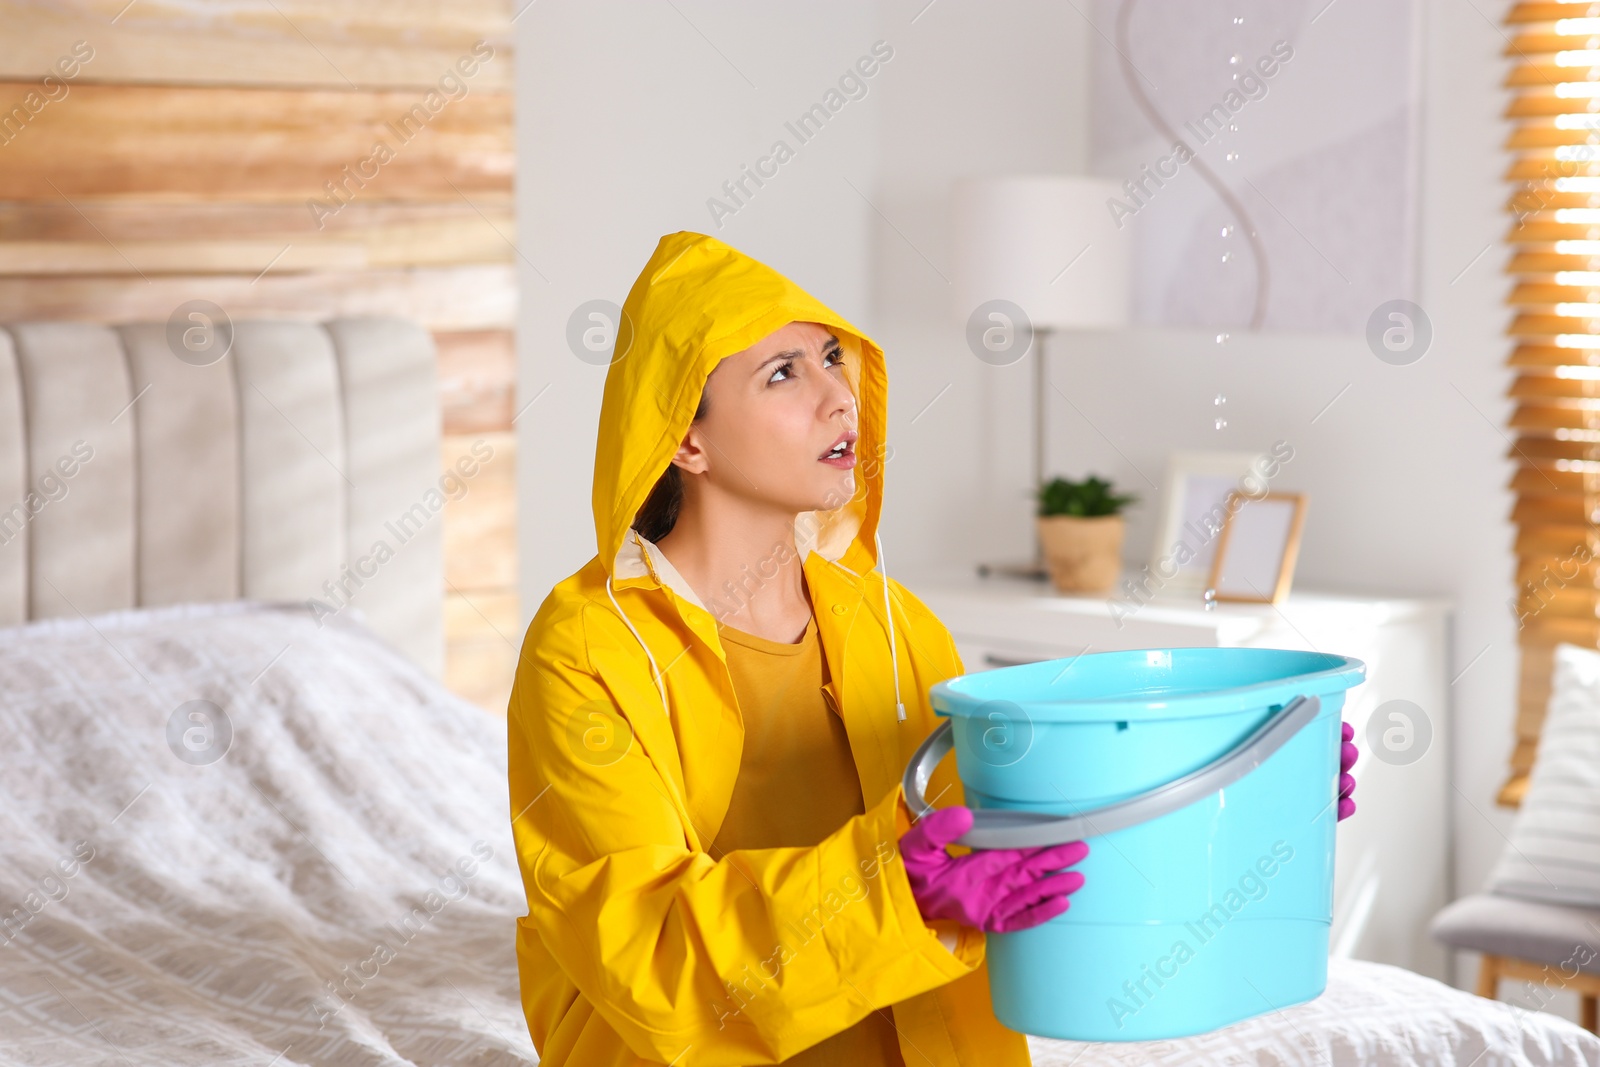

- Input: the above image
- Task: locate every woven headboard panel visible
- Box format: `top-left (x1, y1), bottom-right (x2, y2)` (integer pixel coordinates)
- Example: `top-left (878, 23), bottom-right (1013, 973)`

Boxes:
top-left (0, 317), bottom-right (444, 676)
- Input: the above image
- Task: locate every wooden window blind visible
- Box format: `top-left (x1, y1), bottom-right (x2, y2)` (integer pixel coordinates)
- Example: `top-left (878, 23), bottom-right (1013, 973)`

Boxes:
top-left (1502, 2), bottom-right (1600, 806)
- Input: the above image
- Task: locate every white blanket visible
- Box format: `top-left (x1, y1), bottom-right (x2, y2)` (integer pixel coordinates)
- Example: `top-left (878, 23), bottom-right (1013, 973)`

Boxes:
top-left (0, 601), bottom-right (535, 1066)
top-left (1028, 955), bottom-right (1600, 1065)
top-left (0, 601), bottom-right (1595, 1066)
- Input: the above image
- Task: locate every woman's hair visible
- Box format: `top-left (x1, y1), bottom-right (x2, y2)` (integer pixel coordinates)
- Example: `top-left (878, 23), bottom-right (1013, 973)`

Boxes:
top-left (631, 384), bottom-right (711, 542)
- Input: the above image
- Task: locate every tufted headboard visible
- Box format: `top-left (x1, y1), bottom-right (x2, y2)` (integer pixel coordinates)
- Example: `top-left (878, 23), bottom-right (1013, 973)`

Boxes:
top-left (0, 317), bottom-right (445, 676)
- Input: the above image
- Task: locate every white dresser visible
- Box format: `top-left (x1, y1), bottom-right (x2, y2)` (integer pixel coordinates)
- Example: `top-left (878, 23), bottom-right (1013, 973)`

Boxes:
top-left (899, 564), bottom-right (1456, 986)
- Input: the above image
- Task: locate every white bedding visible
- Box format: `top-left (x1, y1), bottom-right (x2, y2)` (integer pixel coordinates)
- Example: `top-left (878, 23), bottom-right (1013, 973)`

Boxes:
top-left (0, 601), bottom-right (1595, 1067)
top-left (0, 601), bottom-right (535, 1066)
top-left (1028, 955), bottom-right (1600, 1065)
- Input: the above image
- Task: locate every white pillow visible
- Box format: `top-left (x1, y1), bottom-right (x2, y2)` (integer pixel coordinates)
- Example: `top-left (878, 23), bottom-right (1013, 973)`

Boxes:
top-left (1486, 642), bottom-right (1600, 908)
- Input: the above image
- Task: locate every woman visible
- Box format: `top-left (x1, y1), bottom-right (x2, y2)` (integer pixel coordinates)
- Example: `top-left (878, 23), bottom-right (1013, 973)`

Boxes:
top-left (507, 231), bottom-right (1359, 1066)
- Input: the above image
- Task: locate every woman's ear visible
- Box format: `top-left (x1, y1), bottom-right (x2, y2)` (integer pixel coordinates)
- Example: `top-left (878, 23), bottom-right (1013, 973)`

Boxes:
top-left (670, 425), bottom-right (711, 475)
top-left (672, 369), bottom-right (716, 476)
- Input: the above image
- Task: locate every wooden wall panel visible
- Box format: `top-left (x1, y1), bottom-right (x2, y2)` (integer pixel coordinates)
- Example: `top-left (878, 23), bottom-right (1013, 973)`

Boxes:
top-left (0, 241), bottom-right (367, 274)
top-left (0, 1), bottom-right (514, 91)
top-left (0, 84), bottom-right (513, 200)
top-left (0, 267), bottom-right (514, 331)
top-left (443, 432), bottom-right (517, 592)
top-left (0, 1), bottom-right (519, 712)
top-left (438, 330), bottom-right (516, 434)
top-left (0, 199), bottom-right (515, 242)
top-left (0, 200), bottom-right (516, 273)
top-left (444, 589), bottom-right (521, 714)
top-left (0, 223), bottom-right (515, 274)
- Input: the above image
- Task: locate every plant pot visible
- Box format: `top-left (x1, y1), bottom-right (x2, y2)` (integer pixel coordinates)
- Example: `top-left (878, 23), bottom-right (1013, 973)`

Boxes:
top-left (1036, 514), bottom-right (1126, 594)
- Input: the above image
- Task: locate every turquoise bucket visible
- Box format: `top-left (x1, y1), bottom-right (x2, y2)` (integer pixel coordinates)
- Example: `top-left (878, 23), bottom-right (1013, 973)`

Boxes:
top-left (902, 646), bottom-right (1366, 1042)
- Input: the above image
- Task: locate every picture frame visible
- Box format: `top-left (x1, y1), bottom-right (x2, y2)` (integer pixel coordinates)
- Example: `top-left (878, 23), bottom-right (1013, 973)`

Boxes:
top-left (1148, 450), bottom-right (1274, 596)
top-left (1206, 491), bottom-right (1308, 605)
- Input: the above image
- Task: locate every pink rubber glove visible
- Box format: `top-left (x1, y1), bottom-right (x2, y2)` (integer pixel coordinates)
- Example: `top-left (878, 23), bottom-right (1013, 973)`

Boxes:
top-left (900, 805), bottom-right (1089, 933)
top-left (1337, 720), bottom-right (1359, 822)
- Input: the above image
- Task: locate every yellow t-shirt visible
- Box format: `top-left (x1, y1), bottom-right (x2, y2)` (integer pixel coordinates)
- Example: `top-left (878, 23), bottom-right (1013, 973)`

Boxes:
top-left (712, 613), bottom-right (907, 1067)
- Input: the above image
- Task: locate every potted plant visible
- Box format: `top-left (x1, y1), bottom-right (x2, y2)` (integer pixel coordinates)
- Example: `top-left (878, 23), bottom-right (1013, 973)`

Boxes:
top-left (1036, 474), bottom-right (1139, 594)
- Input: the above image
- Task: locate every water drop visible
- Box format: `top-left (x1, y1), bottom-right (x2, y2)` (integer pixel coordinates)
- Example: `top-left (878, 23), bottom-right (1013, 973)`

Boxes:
top-left (1230, 54), bottom-right (1243, 65)
top-left (1221, 252), bottom-right (1233, 263)
top-left (1214, 417), bottom-right (1228, 430)
top-left (1232, 16), bottom-right (1245, 25)
top-left (1228, 123), bottom-right (1238, 133)
top-left (1203, 587), bottom-right (1219, 611)
top-left (1220, 225), bottom-right (1233, 237)
top-left (1225, 151), bottom-right (1240, 162)
top-left (1214, 393), bottom-right (1227, 406)
top-left (1216, 332), bottom-right (1230, 345)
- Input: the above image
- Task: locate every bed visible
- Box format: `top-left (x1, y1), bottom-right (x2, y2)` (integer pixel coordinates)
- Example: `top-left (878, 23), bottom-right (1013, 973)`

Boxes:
top-left (1, 319), bottom-right (1596, 1067)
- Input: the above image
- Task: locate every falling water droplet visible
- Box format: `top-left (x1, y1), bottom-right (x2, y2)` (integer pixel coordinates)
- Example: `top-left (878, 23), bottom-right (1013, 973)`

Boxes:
top-left (1221, 225), bottom-right (1233, 237)
top-left (1229, 54), bottom-right (1243, 65)
top-left (1225, 151), bottom-right (1240, 162)
top-left (1203, 587), bottom-right (1219, 611)
top-left (1233, 16), bottom-right (1245, 25)
top-left (1216, 332), bottom-right (1230, 345)
top-left (1214, 393), bottom-right (1227, 406)
top-left (1228, 123), bottom-right (1239, 133)
top-left (1214, 417), bottom-right (1228, 430)
top-left (1220, 252), bottom-right (1233, 263)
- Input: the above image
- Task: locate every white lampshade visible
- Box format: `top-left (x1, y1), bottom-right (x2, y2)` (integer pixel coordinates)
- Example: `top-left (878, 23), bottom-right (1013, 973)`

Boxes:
top-left (950, 174), bottom-right (1131, 331)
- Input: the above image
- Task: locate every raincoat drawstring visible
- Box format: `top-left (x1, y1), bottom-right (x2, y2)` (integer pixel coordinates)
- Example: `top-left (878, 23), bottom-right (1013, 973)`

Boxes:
top-left (827, 533), bottom-right (908, 724)
top-left (606, 573), bottom-right (670, 724)
top-left (607, 532), bottom-right (907, 727)
top-left (875, 529), bottom-right (907, 722)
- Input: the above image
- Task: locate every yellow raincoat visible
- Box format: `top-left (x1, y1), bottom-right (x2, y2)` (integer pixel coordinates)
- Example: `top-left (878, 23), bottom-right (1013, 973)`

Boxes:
top-left (508, 230), bottom-right (1032, 1066)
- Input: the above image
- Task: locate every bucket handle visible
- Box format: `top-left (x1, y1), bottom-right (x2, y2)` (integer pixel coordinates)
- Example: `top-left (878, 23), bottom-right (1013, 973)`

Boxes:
top-left (901, 693), bottom-right (1322, 849)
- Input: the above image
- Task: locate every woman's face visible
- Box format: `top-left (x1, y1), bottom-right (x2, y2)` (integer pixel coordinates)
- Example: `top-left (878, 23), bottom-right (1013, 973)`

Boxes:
top-left (674, 320), bottom-right (859, 514)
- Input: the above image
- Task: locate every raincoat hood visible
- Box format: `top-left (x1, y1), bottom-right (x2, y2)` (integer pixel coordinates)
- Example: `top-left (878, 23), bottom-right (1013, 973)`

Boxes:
top-left (593, 230), bottom-right (888, 586)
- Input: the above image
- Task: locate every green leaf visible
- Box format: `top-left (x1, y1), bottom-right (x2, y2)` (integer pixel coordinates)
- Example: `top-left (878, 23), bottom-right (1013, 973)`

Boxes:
top-left (1036, 473), bottom-right (1139, 517)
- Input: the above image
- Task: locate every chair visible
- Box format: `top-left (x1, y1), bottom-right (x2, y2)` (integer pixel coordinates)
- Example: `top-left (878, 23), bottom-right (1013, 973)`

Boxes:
top-left (1430, 892), bottom-right (1600, 1033)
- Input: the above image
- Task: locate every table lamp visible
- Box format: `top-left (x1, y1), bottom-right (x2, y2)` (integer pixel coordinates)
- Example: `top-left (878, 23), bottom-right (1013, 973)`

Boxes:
top-left (950, 174), bottom-right (1131, 579)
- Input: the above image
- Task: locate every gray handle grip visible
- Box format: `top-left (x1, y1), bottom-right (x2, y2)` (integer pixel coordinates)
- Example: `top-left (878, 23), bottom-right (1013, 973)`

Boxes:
top-left (901, 694), bottom-right (1322, 849)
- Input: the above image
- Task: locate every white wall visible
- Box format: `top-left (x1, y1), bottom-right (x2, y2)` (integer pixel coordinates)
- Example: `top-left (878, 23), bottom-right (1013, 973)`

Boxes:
top-left (517, 0), bottom-right (882, 604)
top-left (516, 0), bottom-right (1087, 600)
top-left (866, 1), bottom-right (1090, 576)
top-left (1413, 0), bottom-right (1523, 1004)
top-left (520, 0), bottom-right (1525, 1007)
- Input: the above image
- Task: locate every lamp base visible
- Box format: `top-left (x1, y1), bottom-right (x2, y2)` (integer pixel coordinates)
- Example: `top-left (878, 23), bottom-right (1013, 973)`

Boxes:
top-left (976, 560), bottom-right (1051, 581)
